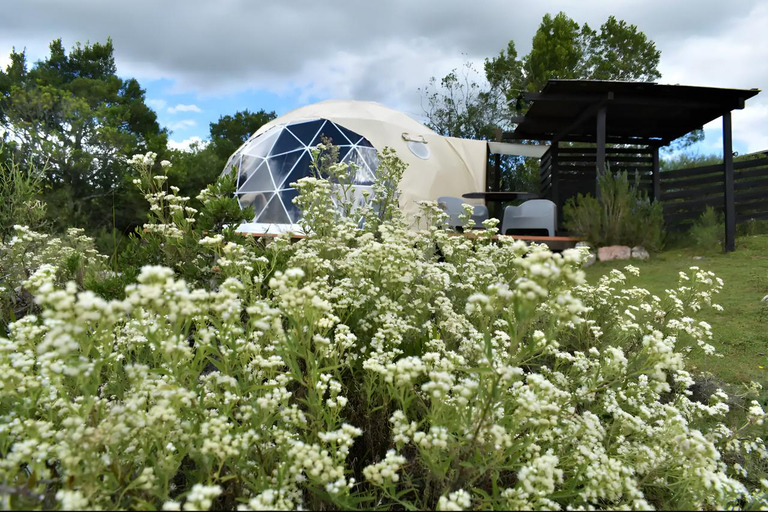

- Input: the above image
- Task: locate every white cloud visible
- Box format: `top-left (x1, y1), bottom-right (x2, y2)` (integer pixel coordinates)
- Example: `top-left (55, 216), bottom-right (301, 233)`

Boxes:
top-left (146, 98), bottom-right (167, 112)
top-left (167, 119), bottom-right (196, 131)
top-left (661, 2), bottom-right (768, 155)
top-left (168, 136), bottom-right (207, 152)
top-left (168, 103), bottom-right (201, 114)
top-left (1, 0), bottom-right (765, 151)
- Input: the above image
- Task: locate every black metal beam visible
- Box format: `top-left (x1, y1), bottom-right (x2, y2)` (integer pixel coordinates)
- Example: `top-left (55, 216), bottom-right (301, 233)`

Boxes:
top-left (520, 92), bottom-right (606, 103)
top-left (611, 95), bottom-right (745, 111)
top-left (502, 131), bottom-right (667, 146)
top-left (553, 93), bottom-right (613, 143)
top-left (652, 145), bottom-right (661, 202)
top-left (723, 112), bottom-right (736, 252)
top-left (551, 143), bottom-right (561, 231)
top-left (596, 105), bottom-right (607, 180)
top-left (518, 91), bottom-right (749, 111)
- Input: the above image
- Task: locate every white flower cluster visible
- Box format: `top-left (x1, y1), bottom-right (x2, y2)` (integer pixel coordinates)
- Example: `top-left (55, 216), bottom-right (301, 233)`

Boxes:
top-left (437, 489), bottom-right (472, 511)
top-left (363, 449), bottom-right (407, 486)
top-left (1, 166), bottom-right (765, 511)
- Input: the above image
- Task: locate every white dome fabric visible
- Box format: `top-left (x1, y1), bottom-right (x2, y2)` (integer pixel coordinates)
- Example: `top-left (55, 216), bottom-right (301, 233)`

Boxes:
top-left (222, 100), bottom-right (488, 233)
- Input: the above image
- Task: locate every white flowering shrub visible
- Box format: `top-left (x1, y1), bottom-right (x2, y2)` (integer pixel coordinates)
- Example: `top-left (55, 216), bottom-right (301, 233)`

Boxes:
top-left (1, 149), bottom-right (767, 510)
top-left (120, 151), bottom-right (259, 286)
top-left (0, 224), bottom-right (107, 333)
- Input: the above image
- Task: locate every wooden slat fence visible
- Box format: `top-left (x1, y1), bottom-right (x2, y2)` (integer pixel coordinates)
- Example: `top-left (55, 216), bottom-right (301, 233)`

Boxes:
top-left (540, 146), bottom-right (654, 206)
top-left (660, 154), bottom-right (768, 230)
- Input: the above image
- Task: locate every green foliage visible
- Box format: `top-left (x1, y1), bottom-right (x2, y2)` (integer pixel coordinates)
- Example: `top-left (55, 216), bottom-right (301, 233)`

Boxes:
top-left (0, 144), bottom-right (48, 240)
top-left (2, 162), bottom-right (768, 509)
top-left (688, 206), bottom-right (725, 252)
top-left (165, 142), bottom-right (228, 203)
top-left (423, 12), bottom-right (664, 191)
top-left (582, 16), bottom-right (662, 82)
top-left (484, 12), bottom-right (660, 106)
top-left (196, 172), bottom-right (256, 233)
top-left (208, 109), bottom-right (276, 163)
top-left (661, 151), bottom-right (723, 172)
top-left (419, 61), bottom-right (504, 140)
top-left (0, 38), bottom-right (167, 235)
top-left (115, 152), bottom-right (257, 286)
top-left (523, 12), bottom-right (589, 93)
top-left (563, 170), bottom-right (665, 251)
top-left (0, 223), bottom-right (108, 334)
top-left (292, 140), bottom-right (407, 237)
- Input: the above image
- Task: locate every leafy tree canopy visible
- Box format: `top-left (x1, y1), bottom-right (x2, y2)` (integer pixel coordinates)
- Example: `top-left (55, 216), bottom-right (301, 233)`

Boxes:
top-left (208, 109), bottom-right (276, 162)
top-left (486, 13), bottom-right (661, 108)
top-left (0, 38), bottom-right (167, 234)
top-left (422, 13), bottom-right (664, 191)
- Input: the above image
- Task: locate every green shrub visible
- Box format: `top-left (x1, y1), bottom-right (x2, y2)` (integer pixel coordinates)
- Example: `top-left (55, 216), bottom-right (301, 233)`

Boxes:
top-left (563, 170), bottom-right (665, 251)
top-left (0, 145), bottom-right (48, 241)
top-left (0, 224), bottom-right (108, 334)
top-left (689, 206), bottom-right (725, 252)
top-left (738, 218), bottom-right (768, 238)
top-left (1, 151), bottom-right (766, 511)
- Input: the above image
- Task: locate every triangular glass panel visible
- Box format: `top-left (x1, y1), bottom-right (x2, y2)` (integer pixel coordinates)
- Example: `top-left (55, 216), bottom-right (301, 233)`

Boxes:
top-left (243, 128), bottom-right (280, 158)
top-left (278, 188), bottom-right (302, 223)
top-left (225, 154), bottom-right (242, 184)
top-left (238, 154), bottom-right (263, 188)
top-left (286, 120), bottom-right (324, 147)
top-left (312, 120), bottom-right (350, 147)
top-left (256, 193), bottom-right (291, 224)
top-left (238, 192), bottom-right (271, 218)
top-left (270, 128), bottom-right (303, 156)
top-left (357, 137), bottom-right (374, 148)
top-left (239, 160), bottom-right (275, 193)
top-left (338, 125), bottom-right (364, 146)
top-left (342, 148), bottom-right (377, 185)
top-left (336, 145), bottom-right (352, 163)
top-left (279, 151), bottom-right (313, 189)
top-left (267, 150), bottom-right (304, 191)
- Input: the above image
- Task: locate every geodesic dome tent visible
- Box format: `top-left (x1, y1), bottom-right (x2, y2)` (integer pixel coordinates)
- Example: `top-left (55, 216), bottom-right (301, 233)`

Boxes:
top-left (221, 100), bottom-right (489, 233)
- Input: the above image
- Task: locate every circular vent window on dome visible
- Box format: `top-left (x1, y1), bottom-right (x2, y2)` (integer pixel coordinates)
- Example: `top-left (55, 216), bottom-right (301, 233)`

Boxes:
top-left (402, 133), bottom-right (430, 160)
top-left (223, 119), bottom-right (380, 229)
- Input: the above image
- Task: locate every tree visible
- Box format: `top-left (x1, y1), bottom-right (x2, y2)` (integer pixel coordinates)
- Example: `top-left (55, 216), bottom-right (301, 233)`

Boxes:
top-left (521, 12), bottom-right (590, 94)
top-left (423, 12), bottom-right (665, 191)
top-left (0, 39), bottom-right (167, 234)
top-left (165, 141), bottom-right (226, 203)
top-left (484, 12), bottom-right (661, 108)
top-left (419, 61), bottom-right (506, 141)
top-left (584, 16), bottom-right (662, 82)
top-left (208, 109), bottom-right (276, 163)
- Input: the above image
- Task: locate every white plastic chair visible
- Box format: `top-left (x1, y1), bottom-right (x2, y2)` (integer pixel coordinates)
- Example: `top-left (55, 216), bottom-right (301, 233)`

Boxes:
top-left (437, 196), bottom-right (489, 230)
top-left (501, 199), bottom-right (556, 236)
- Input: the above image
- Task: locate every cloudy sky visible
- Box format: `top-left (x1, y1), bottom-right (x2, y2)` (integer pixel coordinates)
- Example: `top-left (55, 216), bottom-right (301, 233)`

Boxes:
top-left (2, 0), bottom-right (766, 155)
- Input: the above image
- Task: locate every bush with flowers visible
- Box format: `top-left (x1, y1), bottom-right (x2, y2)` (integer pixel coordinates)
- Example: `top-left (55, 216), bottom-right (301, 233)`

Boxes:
top-left (0, 147), bottom-right (766, 510)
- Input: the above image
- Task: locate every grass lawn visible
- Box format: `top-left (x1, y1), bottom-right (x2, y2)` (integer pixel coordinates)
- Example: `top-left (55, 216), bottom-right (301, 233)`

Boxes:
top-left (584, 234), bottom-right (768, 389)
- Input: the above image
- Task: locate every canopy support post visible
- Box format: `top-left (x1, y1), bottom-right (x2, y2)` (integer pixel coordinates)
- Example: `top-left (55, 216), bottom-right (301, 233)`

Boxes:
top-left (651, 144), bottom-right (661, 202)
top-left (723, 112), bottom-right (736, 252)
top-left (596, 105), bottom-right (607, 199)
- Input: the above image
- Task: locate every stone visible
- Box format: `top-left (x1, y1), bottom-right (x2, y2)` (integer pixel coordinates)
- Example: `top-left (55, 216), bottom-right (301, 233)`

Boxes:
top-left (631, 246), bottom-right (650, 260)
top-left (597, 245), bottom-right (631, 262)
top-left (762, 294), bottom-right (768, 303)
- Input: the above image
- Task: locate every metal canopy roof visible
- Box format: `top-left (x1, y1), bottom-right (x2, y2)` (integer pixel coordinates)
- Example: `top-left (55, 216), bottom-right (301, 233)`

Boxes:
top-left (504, 80), bottom-right (760, 145)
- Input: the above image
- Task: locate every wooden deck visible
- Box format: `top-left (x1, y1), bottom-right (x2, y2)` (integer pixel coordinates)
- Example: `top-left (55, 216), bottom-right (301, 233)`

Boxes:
top-left (234, 231), bottom-right (582, 250)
